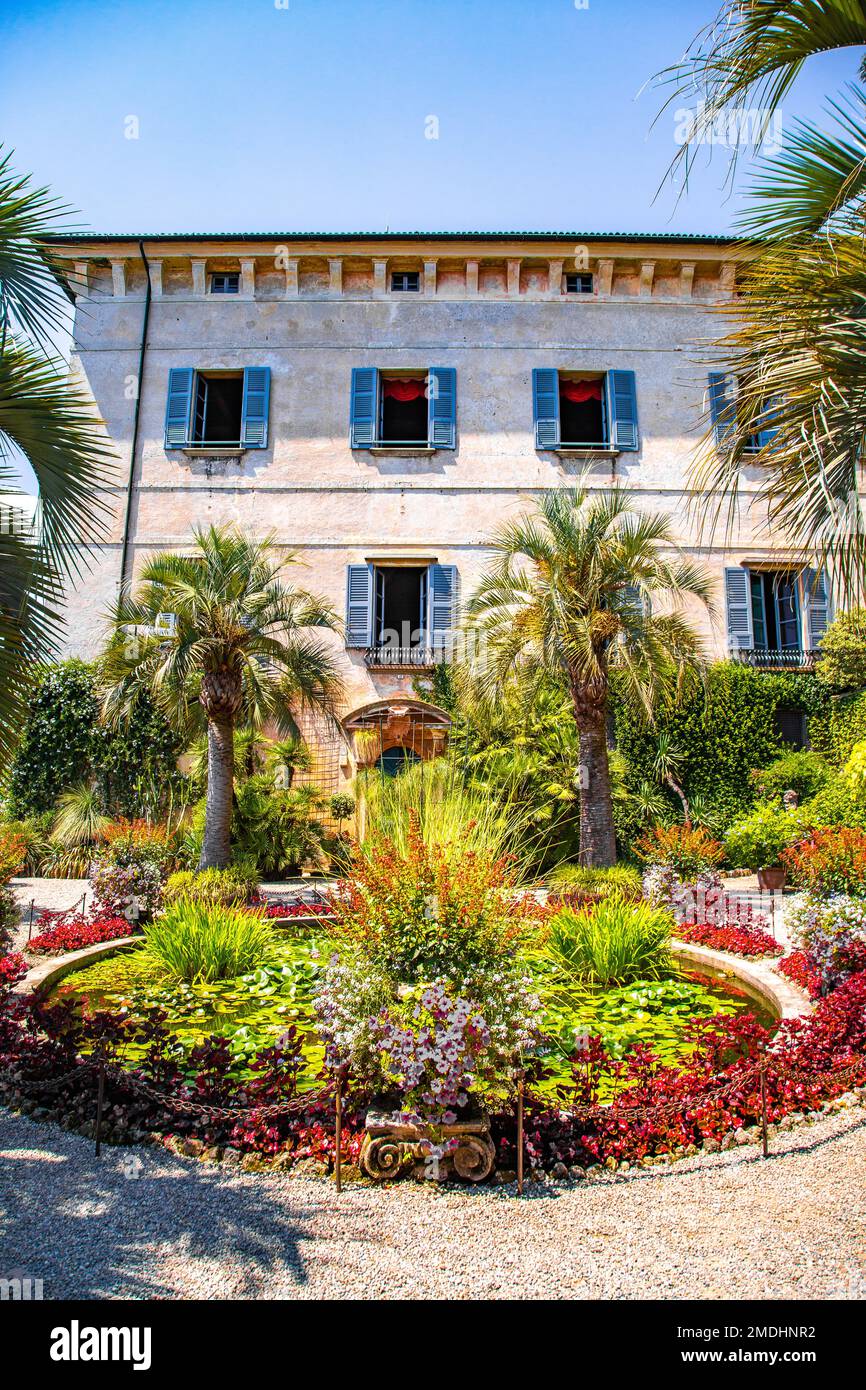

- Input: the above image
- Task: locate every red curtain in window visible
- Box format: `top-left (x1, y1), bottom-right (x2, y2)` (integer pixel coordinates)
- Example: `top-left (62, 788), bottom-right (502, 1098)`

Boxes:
top-left (383, 378), bottom-right (427, 401)
top-left (560, 379), bottom-right (602, 403)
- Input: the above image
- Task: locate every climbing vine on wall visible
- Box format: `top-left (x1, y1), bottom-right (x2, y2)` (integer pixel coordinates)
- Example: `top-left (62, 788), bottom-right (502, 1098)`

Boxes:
top-left (6, 660), bottom-right (184, 818)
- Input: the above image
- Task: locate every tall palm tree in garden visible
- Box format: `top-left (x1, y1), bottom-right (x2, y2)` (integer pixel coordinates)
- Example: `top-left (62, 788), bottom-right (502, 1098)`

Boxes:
top-left (0, 148), bottom-right (114, 761)
top-left (101, 526), bottom-right (343, 869)
top-left (466, 485), bottom-right (713, 866)
top-left (656, 3), bottom-right (866, 586)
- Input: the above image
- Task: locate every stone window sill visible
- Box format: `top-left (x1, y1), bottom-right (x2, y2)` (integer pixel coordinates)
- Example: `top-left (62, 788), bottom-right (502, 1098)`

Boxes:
top-left (554, 446), bottom-right (621, 458)
top-left (367, 446), bottom-right (438, 456)
top-left (181, 446), bottom-right (248, 458)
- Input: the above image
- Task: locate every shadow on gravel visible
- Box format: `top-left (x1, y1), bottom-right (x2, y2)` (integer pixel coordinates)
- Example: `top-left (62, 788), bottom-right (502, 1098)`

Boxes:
top-left (0, 1121), bottom-right (311, 1300)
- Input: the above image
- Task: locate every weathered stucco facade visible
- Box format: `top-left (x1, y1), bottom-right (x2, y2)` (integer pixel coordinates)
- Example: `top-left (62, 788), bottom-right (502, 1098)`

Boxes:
top-left (48, 231), bottom-right (823, 777)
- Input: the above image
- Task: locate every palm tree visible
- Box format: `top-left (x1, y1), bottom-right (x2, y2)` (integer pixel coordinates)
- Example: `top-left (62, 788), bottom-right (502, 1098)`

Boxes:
top-left (101, 525), bottom-right (343, 869)
top-left (0, 148), bottom-right (115, 761)
top-left (655, 4), bottom-right (866, 585)
top-left (466, 485), bottom-right (713, 866)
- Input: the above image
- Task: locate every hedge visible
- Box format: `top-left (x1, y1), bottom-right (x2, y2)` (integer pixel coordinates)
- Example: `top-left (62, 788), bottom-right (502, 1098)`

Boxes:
top-left (808, 691), bottom-right (866, 767)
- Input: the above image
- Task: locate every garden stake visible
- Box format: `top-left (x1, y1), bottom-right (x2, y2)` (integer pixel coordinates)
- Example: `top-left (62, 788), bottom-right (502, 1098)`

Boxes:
top-left (335, 1077), bottom-right (342, 1194)
top-left (26, 899), bottom-right (34, 943)
top-left (94, 1063), bottom-right (105, 1159)
top-left (760, 1060), bottom-right (769, 1158)
top-left (516, 1077), bottom-right (524, 1196)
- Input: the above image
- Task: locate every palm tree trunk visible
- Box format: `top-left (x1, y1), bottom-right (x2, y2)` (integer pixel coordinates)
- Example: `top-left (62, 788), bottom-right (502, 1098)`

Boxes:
top-left (574, 703), bottom-right (618, 868)
top-left (200, 713), bottom-right (234, 869)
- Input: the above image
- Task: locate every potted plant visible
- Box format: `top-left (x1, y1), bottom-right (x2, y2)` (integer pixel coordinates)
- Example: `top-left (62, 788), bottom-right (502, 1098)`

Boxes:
top-left (724, 803), bottom-right (809, 891)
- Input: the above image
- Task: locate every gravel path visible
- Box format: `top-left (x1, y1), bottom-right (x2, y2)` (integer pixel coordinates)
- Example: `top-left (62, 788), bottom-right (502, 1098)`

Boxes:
top-left (8, 878), bottom-right (91, 953)
top-left (1, 1106), bottom-right (864, 1300)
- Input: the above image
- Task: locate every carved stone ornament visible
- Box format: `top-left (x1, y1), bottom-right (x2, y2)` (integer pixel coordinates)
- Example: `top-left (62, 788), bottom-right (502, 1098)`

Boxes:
top-left (359, 1104), bottom-right (496, 1183)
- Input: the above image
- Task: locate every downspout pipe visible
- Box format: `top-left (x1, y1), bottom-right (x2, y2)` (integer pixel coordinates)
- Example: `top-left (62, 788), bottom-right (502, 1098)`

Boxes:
top-left (118, 239), bottom-right (151, 593)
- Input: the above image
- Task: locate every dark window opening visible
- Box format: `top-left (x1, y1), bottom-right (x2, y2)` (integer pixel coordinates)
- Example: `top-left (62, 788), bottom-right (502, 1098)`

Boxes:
top-left (192, 373), bottom-right (243, 445)
top-left (566, 273), bottom-right (593, 294)
top-left (560, 376), bottom-right (606, 446)
top-left (750, 570), bottom-right (801, 652)
top-left (391, 271), bottom-right (420, 292)
top-left (775, 707), bottom-right (808, 749)
top-left (380, 377), bottom-right (428, 444)
top-left (210, 273), bottom-right (239, 294)
top-left (376, 566), bottom-right (426, 649)
top-left (378, 745), bottom-right (421, 776)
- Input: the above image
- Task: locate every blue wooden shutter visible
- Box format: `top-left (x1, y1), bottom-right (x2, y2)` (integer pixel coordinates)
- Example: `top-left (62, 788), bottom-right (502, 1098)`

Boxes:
top-left (533, 369), bottom-right (560, 449)
top-left (241, 367), bottom-right (270, 448)
top-left (754, 395), bottom-right (781, 450)
top-left (350, 368), bottom-right (379, 447)
top-left (428, 564), bottom-right (458, 653)
top-left (164, 368), bottom-right (194, 448)
top-left (803, 568), bottom-right (832, 649)
top-left (708, 373), bottom-right (735, 447)
top-left (428, 366), bottom-right (457, 449)
top-left (750, 572), bottom-right (768, 648)
top-left (725, 566), bottom-right (753, 650)
top-left (607, 370), bottom-right (639, 450)
top-left (346, 564), bottom-right (374, 646)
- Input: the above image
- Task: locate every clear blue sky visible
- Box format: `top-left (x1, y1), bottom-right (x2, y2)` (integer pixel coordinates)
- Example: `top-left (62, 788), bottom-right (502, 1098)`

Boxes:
top-left (0, 0), bottom-right (857, 236)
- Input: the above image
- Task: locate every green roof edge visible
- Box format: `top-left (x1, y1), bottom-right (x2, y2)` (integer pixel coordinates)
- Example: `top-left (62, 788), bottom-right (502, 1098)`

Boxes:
top-left (43, 230), bottom-right (734, 245)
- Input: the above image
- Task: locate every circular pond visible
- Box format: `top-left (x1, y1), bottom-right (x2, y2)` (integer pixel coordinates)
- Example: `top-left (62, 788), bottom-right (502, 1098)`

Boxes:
top-left (48, 927), bottom-right (778, 1093)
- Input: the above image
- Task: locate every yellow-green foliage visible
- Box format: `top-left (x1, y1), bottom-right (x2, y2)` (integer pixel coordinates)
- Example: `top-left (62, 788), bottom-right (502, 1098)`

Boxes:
top-left (843, 740), bottom-right (866, 804)
top-left (547, 862), bottom-right (642, 900)
top-left (164, 864), bottom-right (258, 908)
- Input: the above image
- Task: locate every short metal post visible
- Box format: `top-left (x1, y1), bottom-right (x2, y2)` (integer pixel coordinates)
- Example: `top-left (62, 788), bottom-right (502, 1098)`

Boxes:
top-left (26, 899), bottom-right (35, 943)
top-left (760, 1060), bottom-right (769, 1159)
top-left (516, 1076), bottom-right (524, 1196)
top-left (335, 1076), bottom-right (343, 1194)
top-left (94, 1063), bottom-right (105, 1159)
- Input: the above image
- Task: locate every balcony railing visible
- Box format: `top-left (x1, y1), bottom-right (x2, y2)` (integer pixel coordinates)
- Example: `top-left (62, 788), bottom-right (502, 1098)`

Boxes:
top-left (364, 645), bottom-right (436, 669)
top-left (731, 647), bottom-right (818, 671)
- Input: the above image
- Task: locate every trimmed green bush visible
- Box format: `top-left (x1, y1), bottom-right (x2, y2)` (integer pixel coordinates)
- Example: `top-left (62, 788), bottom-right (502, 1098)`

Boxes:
top-left (8, 660), bottom-right (184, 819)
top-left (809, 691), bottom-right (866, 767)
top-left (144, 901), bottom-right (275, 982)
top-left (724, 803), bottom-right (810, 872)
top-left (751, 749), bottom-right (831, 804)
top-left (815, 608), bottom-right (866, 692)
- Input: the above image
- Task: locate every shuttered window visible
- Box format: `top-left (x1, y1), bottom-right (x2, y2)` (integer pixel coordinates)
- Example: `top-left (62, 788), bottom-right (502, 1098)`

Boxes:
top-left (349, 367), bottom-right (457, 450)
top-left (164, 367), bottom-right (270, 449)
top-left (709, 373), bottom-right (779, 453)
top-left (532, 369), bottom-right (639, 451)
top-left (345, 562), bottom-right (459, 654)
top-left (724, 566), bottom-right (833, 653)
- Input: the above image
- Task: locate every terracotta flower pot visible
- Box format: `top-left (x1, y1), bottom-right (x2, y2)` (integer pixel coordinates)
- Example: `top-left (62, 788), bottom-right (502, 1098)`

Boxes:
top-left (757, 866), bottom-right (786, 892)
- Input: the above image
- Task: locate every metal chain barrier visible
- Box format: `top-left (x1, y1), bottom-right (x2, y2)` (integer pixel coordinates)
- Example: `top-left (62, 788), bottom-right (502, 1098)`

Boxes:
top-left (6, 1037), bottom-right (866, 1195)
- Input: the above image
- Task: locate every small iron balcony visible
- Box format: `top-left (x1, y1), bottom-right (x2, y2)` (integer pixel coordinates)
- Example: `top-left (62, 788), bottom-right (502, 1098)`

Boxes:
top-left (731, 647), bottom-right (818, 671)
top-left (364, 645), bottom-right (436, 669)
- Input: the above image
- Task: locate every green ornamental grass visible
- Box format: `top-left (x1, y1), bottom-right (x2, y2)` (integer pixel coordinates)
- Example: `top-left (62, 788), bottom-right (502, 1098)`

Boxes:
top-left (542, 895), bottom-right (673, 989)
top-left (144, 900), bottom-right (276, 983)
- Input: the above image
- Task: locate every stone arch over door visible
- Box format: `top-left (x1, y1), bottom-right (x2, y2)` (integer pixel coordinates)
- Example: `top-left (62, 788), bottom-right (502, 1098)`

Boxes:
top-left (342, 698), bottom-right (452, 773)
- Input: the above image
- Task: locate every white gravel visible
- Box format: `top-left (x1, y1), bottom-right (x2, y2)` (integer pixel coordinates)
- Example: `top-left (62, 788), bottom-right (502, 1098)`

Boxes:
top-left (1, 1106), bottom-right (864, 1300)
top-left (9, 878), bottom-right (91, 953)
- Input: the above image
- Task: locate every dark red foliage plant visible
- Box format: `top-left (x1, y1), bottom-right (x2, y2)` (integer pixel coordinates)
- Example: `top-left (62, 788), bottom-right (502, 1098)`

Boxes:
top-left (28, 911), bottom-right (134, 956)
top-left (675, 921), bottom-right (783, 958)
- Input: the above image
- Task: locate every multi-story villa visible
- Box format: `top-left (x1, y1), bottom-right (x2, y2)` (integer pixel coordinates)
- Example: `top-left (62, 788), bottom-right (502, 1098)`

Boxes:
top-left (47, 231), bottom-right (833, 785)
